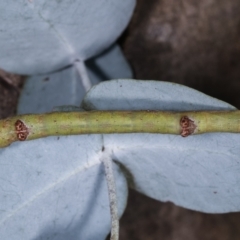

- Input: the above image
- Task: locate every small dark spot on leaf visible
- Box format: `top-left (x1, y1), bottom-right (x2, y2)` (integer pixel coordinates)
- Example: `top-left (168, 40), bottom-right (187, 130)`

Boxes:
top-left (102, 146), bottom-right (105, 152)
top-left (213, 191), bottom-right (217, 194)
top-left (43, 77), bottom-right (49, 82)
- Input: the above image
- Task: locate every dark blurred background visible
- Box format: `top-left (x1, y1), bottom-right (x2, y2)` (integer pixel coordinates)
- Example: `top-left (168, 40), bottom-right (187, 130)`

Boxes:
top-left (119, 0), bottom-right (240, 239)
top-left (121, 0), bottom-right (240, 108)
top-left (1, 0), bottom-right (240, 239)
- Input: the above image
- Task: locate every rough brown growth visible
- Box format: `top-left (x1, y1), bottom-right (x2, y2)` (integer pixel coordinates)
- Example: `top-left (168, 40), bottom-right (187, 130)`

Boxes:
top-left (180, 116), bottom-right (196, 137)
top-left (15, 119), bottom-right (29, 141)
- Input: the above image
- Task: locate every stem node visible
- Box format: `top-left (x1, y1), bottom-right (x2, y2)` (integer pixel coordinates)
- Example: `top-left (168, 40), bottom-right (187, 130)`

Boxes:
top-left (180, 116), bottom-right (197, 137)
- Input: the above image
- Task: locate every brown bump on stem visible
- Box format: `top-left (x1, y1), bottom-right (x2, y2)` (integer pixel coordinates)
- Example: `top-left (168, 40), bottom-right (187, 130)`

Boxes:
top-left (180, 116), bottom-right (196, 137)
top-left (15, 120), bottom-right (29, 141)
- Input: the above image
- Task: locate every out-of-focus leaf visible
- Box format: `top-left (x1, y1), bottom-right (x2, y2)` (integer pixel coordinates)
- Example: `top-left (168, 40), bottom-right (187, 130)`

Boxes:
top-left (0, 0), bottom-right (135, 75)
top-left (17, 44), bottom-right (132, 114)
top-left (86, 44), bottom-right (133, 82)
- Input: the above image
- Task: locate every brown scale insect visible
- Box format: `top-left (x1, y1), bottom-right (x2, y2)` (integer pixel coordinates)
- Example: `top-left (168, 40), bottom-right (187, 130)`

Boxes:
top-left (15, 120), bottom-right (29, 141)
top-left (180, 116), bottom-right (196, 137)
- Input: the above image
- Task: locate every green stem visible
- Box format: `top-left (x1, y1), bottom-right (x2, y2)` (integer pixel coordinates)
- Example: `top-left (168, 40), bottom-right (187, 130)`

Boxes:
top-left (1, 110), bottom-right (240, 148)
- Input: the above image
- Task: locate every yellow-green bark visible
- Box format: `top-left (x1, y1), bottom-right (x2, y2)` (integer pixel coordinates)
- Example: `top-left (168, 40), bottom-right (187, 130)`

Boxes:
top-left (0, 110), bottom-right (240, 148)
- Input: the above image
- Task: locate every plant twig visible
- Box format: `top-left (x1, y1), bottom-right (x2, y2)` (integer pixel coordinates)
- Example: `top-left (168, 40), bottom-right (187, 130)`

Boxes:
top-left (1, 110), bottom-right (240, 148)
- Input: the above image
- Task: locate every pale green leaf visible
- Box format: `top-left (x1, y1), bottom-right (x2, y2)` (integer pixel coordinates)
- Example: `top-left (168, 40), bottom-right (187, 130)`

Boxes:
top-left (83, 79), bottom-right (240, 213)
top-left (0, 0), bottom-right (135, 74)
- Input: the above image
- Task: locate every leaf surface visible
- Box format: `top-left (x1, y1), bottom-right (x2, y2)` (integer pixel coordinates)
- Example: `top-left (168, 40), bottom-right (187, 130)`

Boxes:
top-left (83, 79), bottom-right (240, 213)
top-left (0, 136), bottom-right (128, 240)
top-left (17, 44), bottom-right (132, 114)
top-left (0, 0), bottom-right (135, 74)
